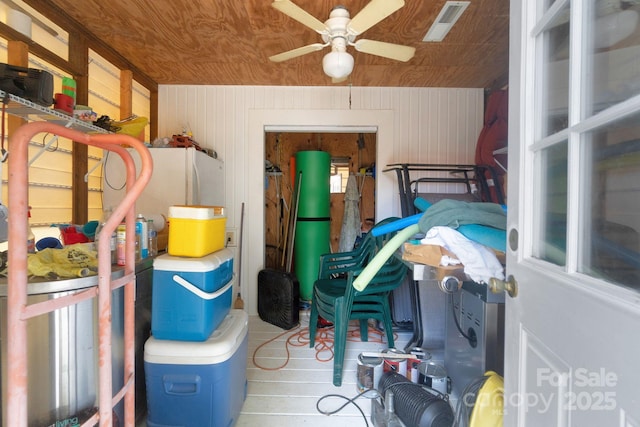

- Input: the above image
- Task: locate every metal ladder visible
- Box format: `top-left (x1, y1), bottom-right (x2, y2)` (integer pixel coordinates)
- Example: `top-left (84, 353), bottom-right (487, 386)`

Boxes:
top-left (6, 121), bottom-right (153, 426)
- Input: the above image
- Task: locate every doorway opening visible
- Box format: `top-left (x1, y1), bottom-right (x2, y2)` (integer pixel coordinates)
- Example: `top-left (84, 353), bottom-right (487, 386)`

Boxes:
top-left (263, 131), bottom-right (377, 270)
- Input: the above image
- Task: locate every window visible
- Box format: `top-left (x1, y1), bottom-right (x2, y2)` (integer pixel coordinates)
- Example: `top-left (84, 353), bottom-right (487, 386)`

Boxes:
top-left (331, 160), bottom-right (349, 193)
top-left (0, 2), bottom-right (150, 244)
top-left (530, 0), bottom-right (640, 290)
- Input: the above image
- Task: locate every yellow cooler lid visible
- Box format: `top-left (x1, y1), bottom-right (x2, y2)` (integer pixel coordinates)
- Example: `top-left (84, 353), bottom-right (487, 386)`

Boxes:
top-left (168, 205), bottom-right (225, 219)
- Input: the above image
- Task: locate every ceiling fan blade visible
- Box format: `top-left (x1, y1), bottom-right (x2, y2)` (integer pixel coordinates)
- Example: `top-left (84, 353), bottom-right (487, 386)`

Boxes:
top-left (353, 39), bottom-right (415, 62)
top-left (332, 76), bottom-right (349, 83)
top-left (348, 0), bottom-right (405, 35)
top-left (272, 0), bottom-right (327, 34)
top-left (269, 43), bottom-right (326, 62)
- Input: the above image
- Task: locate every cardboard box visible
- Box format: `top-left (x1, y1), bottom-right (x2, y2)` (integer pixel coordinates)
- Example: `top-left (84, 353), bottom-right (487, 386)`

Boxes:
top-left (402, 243), bottom-right (465, 281)
top-left (402, 243), bottom-right (505, 281)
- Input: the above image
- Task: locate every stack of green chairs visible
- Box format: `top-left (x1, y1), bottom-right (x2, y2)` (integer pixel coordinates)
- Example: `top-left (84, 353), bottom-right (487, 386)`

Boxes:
top-left (309, 218), bottom-right (408, 386)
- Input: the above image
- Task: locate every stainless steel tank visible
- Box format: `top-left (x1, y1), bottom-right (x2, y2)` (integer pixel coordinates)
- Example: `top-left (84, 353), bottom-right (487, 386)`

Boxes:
top-left (0, 271), bottom-right (127, 426)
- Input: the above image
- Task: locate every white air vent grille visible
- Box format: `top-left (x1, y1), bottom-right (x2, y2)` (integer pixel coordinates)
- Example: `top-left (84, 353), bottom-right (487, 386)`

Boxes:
top-left (423, 1), bottom-right (470, 42)
top-left (439, 4), bottom-right (465, 23)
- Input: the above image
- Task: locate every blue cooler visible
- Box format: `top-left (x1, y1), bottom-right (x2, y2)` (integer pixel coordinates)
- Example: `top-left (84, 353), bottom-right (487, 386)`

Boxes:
top-left (152, 249), bottom-right (233, 341)
top-left (144, 309), bottom-right (248, 427)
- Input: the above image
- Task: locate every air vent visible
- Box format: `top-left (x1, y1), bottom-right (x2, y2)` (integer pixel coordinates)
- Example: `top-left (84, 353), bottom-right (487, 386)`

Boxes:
top-left (423, 1), bottom-right (470, 42)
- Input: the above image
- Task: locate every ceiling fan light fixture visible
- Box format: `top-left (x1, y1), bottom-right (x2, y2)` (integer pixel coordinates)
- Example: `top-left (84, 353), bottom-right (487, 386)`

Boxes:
top-left (270, 0), bottom-right (413, 81)
top-left (322, 50), bottom-right (354, 79)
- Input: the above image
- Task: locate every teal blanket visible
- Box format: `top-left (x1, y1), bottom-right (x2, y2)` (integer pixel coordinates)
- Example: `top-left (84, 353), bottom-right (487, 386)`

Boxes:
top-left (418, 199), bottom-right (506, 232)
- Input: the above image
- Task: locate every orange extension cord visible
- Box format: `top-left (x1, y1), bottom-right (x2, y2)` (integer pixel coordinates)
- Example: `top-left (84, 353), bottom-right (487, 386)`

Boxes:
top-left (252, 322), bottom-right (398, 371)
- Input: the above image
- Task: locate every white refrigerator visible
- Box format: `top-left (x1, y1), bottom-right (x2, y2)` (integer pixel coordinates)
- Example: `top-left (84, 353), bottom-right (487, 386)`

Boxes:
top-left (102, 147), bottom-right (225, 219)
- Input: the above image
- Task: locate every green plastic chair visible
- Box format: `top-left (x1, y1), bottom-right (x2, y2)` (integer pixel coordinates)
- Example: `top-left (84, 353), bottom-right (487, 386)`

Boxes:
top-left (309, 253), bottom-right (409, 386)
top-left (317, 232), bottom-right (377, 280)
top-left (317, 217), bottom-right (400, 280)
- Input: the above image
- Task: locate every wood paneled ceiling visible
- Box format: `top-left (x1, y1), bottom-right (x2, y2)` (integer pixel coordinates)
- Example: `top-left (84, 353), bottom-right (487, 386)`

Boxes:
top-left (28, 0), bottom-right (509, 88)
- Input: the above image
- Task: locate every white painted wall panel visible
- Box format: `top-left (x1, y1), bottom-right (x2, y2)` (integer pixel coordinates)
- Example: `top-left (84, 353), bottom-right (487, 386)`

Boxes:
top-left (158, 85), bottom-right (484, 314)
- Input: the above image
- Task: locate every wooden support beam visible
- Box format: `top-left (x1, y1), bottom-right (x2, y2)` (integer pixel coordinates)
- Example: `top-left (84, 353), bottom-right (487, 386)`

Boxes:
top-left (6, 41), bottom-right (28, 136)
top-left (149, 90), bottom-right (158, 142)
top-left (120, 70), bottom-right (133, 119)
top-left (70, 33), bottom-right (89, 225)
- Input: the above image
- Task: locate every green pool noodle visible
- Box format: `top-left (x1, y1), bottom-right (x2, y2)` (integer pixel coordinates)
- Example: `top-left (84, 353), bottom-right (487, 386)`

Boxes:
top-left (352, 224), bottom-right (420, 291)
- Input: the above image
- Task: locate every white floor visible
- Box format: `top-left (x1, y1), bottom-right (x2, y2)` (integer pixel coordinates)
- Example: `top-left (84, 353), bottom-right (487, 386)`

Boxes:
top-left (139, 310), bottom-right (447, 427)
top-left (237, 311), bottom-right (444, 427)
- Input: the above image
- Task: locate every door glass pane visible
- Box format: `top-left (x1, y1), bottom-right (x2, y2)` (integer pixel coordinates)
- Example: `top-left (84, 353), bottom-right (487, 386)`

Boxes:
top-left (541, 4), bottom-right (570, 138)
top-left (581, 113), bottom-right (640, 289)
top-left (536, 141), bottom-right (568, 266)
top-left (543, 0), bottom-right (557, 12)
top-left (588, 3), bottom-right (640, 116)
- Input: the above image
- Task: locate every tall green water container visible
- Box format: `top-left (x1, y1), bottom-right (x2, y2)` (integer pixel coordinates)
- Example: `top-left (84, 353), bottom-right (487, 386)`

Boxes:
top-left (295, 151), bottom-right (331, 218)
top-left (294, 220), bottom-right (331, 301)
top-left (294, 151), bottom-right (330, 301)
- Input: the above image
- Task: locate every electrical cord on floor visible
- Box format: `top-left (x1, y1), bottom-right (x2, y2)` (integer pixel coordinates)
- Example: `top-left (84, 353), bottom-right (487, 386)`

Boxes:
top-left (316, 389), bottom-right (378, 427)
top-left (252, 321), bottom-right (396, 370)
top-left (252, 315), bottom-right (403, 426)
top-left (317, 381), bottom-right (448, 427)
top-left (251, 324), bottom-right (303, 370)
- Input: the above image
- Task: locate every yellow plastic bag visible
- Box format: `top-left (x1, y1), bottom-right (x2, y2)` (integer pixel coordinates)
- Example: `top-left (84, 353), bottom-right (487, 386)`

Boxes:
top-left (28, 244), bottom-right (98, 279)
top-left (114, 116), bottom-right (148, 137)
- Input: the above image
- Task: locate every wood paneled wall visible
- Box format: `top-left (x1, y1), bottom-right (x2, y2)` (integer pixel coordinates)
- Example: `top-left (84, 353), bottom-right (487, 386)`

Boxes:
top-left (263, 132), bottom-right (376, 269)
top-left (158, 84), bottom-right (484, 314)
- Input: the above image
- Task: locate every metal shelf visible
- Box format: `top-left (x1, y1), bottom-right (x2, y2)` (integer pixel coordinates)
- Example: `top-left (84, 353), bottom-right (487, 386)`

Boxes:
top-left (0, 90), bottom-right (108, 134)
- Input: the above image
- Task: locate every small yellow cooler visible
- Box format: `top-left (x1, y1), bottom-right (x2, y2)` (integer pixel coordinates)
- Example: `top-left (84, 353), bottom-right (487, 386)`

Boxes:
top-left (168, 205), bottom-right (226, 257)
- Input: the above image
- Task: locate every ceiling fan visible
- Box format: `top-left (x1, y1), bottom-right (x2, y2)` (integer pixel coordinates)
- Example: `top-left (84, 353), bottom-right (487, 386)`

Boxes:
top-left (269, 0), bottom-right (416, 82)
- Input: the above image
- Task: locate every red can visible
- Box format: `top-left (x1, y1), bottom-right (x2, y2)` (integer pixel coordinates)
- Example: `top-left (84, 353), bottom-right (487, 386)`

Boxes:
top-left (382, 348), bottom-right (407, 378)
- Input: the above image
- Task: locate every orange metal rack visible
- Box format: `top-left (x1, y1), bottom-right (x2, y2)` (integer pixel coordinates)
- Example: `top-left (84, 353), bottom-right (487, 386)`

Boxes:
top-left (6, 121), bottom-right (152, 427)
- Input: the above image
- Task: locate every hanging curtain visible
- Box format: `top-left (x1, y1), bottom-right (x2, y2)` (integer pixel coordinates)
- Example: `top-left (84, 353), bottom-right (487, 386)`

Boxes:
top-left (338, 174), bottom-right (361, 252)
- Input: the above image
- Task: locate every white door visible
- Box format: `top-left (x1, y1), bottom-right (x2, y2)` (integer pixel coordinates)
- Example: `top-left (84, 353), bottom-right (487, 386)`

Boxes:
top-left (504, 1), bottom-right (640, 426)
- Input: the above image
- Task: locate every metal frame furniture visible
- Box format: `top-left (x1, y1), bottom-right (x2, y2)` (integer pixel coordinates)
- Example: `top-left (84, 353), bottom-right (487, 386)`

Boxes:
top-left (6, 121), bottom-right (152, 426)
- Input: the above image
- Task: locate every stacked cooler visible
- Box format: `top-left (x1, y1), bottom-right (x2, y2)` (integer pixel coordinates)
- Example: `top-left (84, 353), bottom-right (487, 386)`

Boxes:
top-left (144, 206), bottom-right (248, 427)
